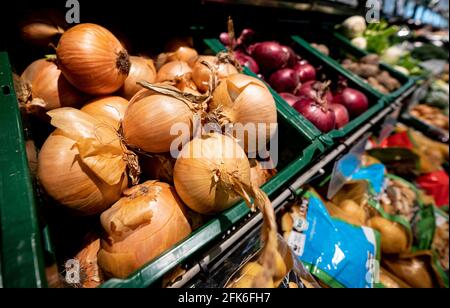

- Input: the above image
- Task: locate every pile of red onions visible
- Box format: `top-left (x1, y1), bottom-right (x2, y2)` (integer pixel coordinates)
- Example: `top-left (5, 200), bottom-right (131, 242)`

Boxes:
top-left (219, 28), bottom-right (370, 133)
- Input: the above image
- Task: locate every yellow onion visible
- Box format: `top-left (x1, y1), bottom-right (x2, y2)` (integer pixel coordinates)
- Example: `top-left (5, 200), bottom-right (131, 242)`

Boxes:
top-left (81, 96), bottom-right (128, 130)
top-left (122, 88), bottom-right (195, 153)
top-left (97, 181), bottom-right (192, 278)
top-left (21, 59), bottom-right (85, 115)
top-left (210, 74), bottom-right (277, 154)
top-left (174, 132), bottom-right (281, 287)
top-left (20, 9), bottom-right (66, 47)
top-left (249, 159), bottom-right (277, 188)
top-left (74, 234), bottom-right (104, 288)
top-left (156, 60), bottom-right (195, 91)
top-left (167, 46), bottom-right (198, 67)
top-left (192, 55), bottom-right (238, 93)
top-left (174, 133), bottom-right (251, 215)
top-left (141, 154), bottom-right (176, 183)
top-left (120, 56), bottom-right (156, 100)
top-left (38, 132), bottom-right (128, 215)
top-left (56, 23), bottom-right (130, 95)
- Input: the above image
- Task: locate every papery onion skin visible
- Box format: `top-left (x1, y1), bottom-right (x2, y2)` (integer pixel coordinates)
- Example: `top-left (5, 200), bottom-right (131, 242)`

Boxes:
top-left (38, 132), bottom-right (128, 215)
top-left (75, 235), bottom-right (103, 288)
top-left (167, 46), bottom-right (199, 67)
top-left (120, 56), bottom-right (156, 100)
top-left (21, 59), bottom-right (85, 113)
top-left (156, 60), bottom-right (192, 85)
top-left (210, 74), bottom-right (277, 154)
top-left (269, 68), bottom-right (299, 93)
top-left (279, 93), bottom-right (299, 107)
top-left (292, 62), bottom-right (316, 83)
top-left (122, 90), bottom-right (193, 153)
top-left (249, 42), bottom-right (289, 72)
top-left (329, 103), bottom-right (350, 129)
top-left (293, 97), bottom-right (336, 133)
top-left (81, 96), bottom-right (128, 130)
top-left (235, 51), bottom-right (259, 74)
top-left (250, 159), bottom-right (276, 188)
top-left (174, 133), bottom-right (251, 215)
top-left (333, 87), bottom-right (369, 118)
top-left (295, 80), bottom-right (333, 103)
top-left (20, 9), bottom-right (66, 47)
top-left (192, 55), bottom-right (238, 93)
top-left (98, 181), bottom-right (191, 278)
top-left (56, 23), bottom-right (130, 95)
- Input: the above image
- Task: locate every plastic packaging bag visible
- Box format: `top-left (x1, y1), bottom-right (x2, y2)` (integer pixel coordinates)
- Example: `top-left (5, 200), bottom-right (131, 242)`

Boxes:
top-left (282, 192), bottom-right (381, 288)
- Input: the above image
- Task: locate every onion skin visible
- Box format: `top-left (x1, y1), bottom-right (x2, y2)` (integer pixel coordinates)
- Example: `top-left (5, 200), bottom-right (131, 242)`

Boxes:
top-left (21, 59), bottom-right (85, 113)
top-left (156, 60), bottom-right (193, 90)
top-left (295, 80), bottom-right (333, 103)
top-left (293, 98), bottom-right (336, 133)
top-left (329, 103), bottom-right (350, 129)
top-left (333, 87), bottom-right (369, 118)
top-left (38, 132), bottom-right (128, 215)
top-left (122, 90), bottom-right (193, 153)
top-left (98, 181), bottom-right (191, 278)
top-left (192, 56), bottom-right (238, 93)
top-left (74, 235), bottom-right (103, 288)
top-left (279, 93), bottom-right (299, 107)
top-left (292, 62), bottom-right (316, 83)
top-left (269, 68), bottom-right (299, 93)
top-left (167, 46), bottom-right (198, 67)
top-left (250, 159), bottom-right (276, 187)
top-left (210, 74), bottom-right (277, 154)
top-left (174, 133), bottom-right (251, 215)
top-left (81, 96), bottom-right (128, 130)
top-left (120, 56), bottom-right (156, 100)
top-left (235, 51), bottom-right (259, 74)
top-left (56, 23), bottom-right (130, 95)
top-left (20, 9), bottom-right (66, 47)
top-left (282, 46), bottom-right (297, 67)
top-left (249, 42), bottom-right (289, 72)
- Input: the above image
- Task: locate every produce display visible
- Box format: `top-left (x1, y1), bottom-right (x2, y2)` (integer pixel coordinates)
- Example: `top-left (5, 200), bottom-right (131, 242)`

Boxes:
top-left (0, 2), bottom-right (448, 290)
top-left (220, 28), bottom-right (370, 133)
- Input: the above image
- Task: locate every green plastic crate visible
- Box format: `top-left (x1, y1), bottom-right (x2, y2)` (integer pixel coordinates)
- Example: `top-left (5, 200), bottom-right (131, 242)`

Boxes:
top-left (331, 32), bottom-right (417, 103)
top-left (204, 38), bottom-right (386, 148)
top-left (0, 51), bottom-right (324, 288)
top-left (0, 52), bottom-right (47, 288)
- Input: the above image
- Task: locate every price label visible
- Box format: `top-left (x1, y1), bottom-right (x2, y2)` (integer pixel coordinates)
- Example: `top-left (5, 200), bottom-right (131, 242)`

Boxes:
top-left (327, 133), bottom-right (370, 199)
top-left (292, 216), bottom-right (309, 233)
top-left (287, 230), bottom-right (306, 257)
top-left (378, 107), bottom-right (401, 144)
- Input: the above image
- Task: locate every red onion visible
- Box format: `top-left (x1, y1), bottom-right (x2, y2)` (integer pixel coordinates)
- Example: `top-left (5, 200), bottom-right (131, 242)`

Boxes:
top-left (295, 80), bottom-right (333, 103)
top-left (220, 32), bottom-right (231, 46)
top-left (249, 41), bottom-right (290, 72)
top-left (293, 62), bottom-right (316, 83)
top-left (237, 28), bottom-right (255, 45)
top-left (280, 93), bottom-right (300, 107)
top-left (329, 103), bottom-right (350, 129)
top-left (298, 59), bottom-right (309, 65)
top-left (294, 97), bottom-right (336, 132)
top-left (235, 51), bottom-right (259, 73)
top-left (282, 46), bottom-right (297, 67)
top-left (269, 68), bottom-right (299, 93)
top-left (333, 87), bottom-right (369, 118)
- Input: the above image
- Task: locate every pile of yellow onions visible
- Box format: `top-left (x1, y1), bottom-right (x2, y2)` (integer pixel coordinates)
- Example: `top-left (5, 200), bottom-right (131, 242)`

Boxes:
top-left (26, 21), bottom-right (283, 287)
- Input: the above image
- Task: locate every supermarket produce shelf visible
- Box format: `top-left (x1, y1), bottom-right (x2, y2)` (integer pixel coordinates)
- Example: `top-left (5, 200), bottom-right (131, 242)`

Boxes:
top-left (169, 97), bottom-right (408, 288)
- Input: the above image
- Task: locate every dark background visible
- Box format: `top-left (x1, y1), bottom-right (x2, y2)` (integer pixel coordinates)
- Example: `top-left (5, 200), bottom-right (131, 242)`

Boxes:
top-left (0, 0), bottom-right (353, 73)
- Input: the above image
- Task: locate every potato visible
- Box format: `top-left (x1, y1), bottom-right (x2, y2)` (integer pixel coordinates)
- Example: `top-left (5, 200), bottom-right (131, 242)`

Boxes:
top-left (339, 199), bottom-right (367, 224)
top-left (368, 216), bottom-right (409, 254)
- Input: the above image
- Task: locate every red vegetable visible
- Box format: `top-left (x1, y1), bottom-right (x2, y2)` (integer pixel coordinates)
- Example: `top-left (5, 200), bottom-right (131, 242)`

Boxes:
top-left (333, 87), bottom-right (368, 118)
top-left (293, 62), bottom-right (316, 83)
top-left (237, 28), bottom-right (255, 45)
top-left (329, 103), bottom-right (350, 129)
top-left (220, 32), bottom-right (231, 46)
top-left (280, 93), bottom-right (299, 107)
top-left (295, 80), bottom-right (333, 103)
top-left (282, 46), bottom-right (297, 67)
top-left (235, 51), bottom-right (259, 73)
top-left (249, 41), bottom-right (290, 72)
top-left (269, 68), bottom-right (299, 93)
top-left (293, 81), bottom-right (336, 132)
